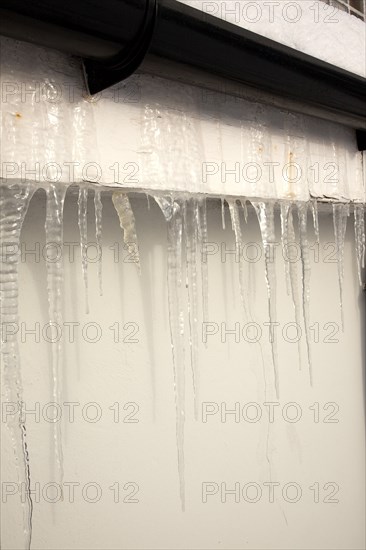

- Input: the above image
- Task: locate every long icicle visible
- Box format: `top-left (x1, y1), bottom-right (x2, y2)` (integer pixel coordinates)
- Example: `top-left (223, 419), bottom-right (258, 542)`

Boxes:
top-left (280, 202), bottom-right (291, 296)
top-left (280, 202), bottom-right (303, 370)
top-left (332, 203), bottom-right (350, 330)
top-left (94, 188), bottom-right (103, 296)
top-left (227, 199), bottom-right (249, 320)
top-left (183, 199), bottom-right (200, 420)
top-left (45, 183), bottom-right (68, 492)
top-left (221, 198), bottom-right (226, 230)
top-left (311, 199), bottom-right (320, 244)
top-left (112, 192), bottom-right (141, 274)
top-left (297, 202), bottom-right (313, 385)
top-left (0, 182), bottom-right (35, 550)
top-left (78, 186), bottom-right (89, 313)
top-left (240, 199), bottom-right (248, 224)
top-left (198, 198), bottom-right (209, 324)
top-left (252, 201), bottom-right (280, 399)
top-left (155, 196), bottom-right (186, 511)
top-left (354, 204), bottom-right (365, 286)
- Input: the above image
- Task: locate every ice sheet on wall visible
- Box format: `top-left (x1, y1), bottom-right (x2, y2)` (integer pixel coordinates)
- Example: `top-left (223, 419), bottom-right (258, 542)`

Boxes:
top-left (0, 37), bottom-right (364, 203)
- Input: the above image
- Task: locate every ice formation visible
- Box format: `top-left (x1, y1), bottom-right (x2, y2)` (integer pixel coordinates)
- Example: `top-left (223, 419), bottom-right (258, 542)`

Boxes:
top-left (1, 181), bottom-right (365, 542)
top-left (0, 183), bottom-right (35, 549)
top-left (45, 183), bottom-right (68, 489)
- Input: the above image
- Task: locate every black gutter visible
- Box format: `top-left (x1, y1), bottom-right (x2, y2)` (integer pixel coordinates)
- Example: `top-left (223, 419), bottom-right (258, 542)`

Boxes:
top-left (0, 0), bottom-right (365, 149)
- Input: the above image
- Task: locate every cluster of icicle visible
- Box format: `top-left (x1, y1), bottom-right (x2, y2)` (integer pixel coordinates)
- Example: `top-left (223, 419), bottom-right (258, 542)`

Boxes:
top-left (1, 182), bottom-right (365, 545)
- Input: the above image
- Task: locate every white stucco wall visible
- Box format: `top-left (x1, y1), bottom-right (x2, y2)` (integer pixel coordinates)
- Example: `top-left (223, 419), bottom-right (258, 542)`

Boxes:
top-left (0, 192), bottom-right (365, 549)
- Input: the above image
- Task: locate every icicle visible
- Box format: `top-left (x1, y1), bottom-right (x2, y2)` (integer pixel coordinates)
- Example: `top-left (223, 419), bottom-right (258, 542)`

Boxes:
top-left (354, 204), bottom-right (365, 286)
top-left (77, 187), bottom-right (89, 313)
top-left (183, 199), bottom-right (200, 420)
top-left (112, 192), bottom-right (141, 274)
top-left (146, 193), bottom-right (151, 210)
top-left (153, 195), bottom-right (179, 222)
top-left (240, 199), bottom-right (248, 224)
top-left (332, 203), bottom-right (350, 329)
top-left (252, 201), bottom-right (280, 399)
top-left (94, 188), bottom-right (103, 296)
top-left (227, 199), bottom-right (248, 320)
top-left (198, 198), bottom-right (209, 324)
top-left (45, 183), bottom-right (67, 491)
top-left (221, 198), bottom-right (226, 230)
top-left (0, 183), bottom-right (35, 550)
top-left (156, 196), bottom-right (186, 511)
top-left (280, 202), bottom-right (291, 296)
top-left (297, 202), bottom-right (313, 384)
top-left (311, 199), bottom-right (320, 244)
top-left (280, 202), bottom-right (303, 370)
